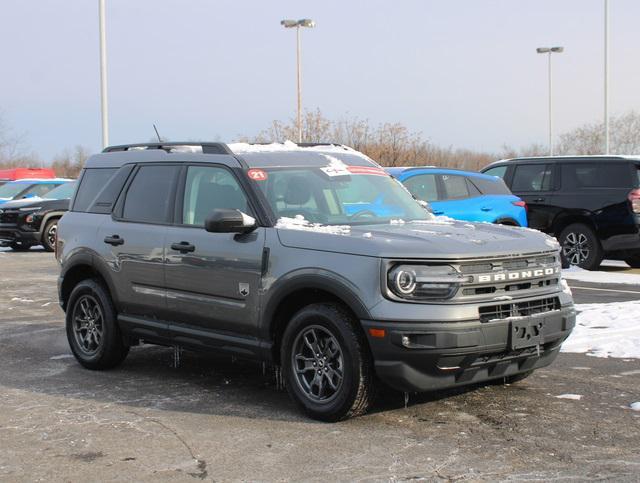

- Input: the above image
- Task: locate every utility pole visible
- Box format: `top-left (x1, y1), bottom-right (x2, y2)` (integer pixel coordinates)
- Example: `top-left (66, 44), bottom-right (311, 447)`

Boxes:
top-left (604, 0), bottom-right (610, 154)
top-left (536, 47), bottom-right (564, 156)
top-left (99, 0), bottom-right (109, 148)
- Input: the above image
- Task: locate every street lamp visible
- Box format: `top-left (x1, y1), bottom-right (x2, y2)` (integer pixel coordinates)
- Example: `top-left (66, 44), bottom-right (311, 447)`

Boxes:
top-left (604, 0), bottom-right (610, 154)
top-left (281, 18), bottom-right (316, 143)
top-left (99, 0), bottom-right (109, 148)
top-left (536, 46), bottom-right (564, 156)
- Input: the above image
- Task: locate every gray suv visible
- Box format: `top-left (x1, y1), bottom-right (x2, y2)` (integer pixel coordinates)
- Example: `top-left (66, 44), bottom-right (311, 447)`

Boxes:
top-left (56, 142), bottom-right (576, 421)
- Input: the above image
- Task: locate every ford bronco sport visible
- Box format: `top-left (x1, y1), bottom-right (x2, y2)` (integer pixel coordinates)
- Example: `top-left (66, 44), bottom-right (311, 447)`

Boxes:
top-left (57, 142), bottom-right (575, 421)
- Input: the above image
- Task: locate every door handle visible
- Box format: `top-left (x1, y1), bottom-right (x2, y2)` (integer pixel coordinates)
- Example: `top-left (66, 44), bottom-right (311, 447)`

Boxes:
top-left (481, 207), bottom-right (492, 212)
top-left (533, 197), bottom-right (545, 202)
top-left (104, 235), bottom-right (124, 246)
top-left (171, 241), bottom-right (196, 253)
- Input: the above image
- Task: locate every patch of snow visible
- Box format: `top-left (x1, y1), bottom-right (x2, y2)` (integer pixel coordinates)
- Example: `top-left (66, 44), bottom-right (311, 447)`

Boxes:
top-left (630, 402), bottom-right (640, 411)
top-left (11, 297), bottom-right (34, 303)
top-left (275, 215), bottom-right (350, 235)
top-left (561, 300), bottom-right (640, 359)
top-left (544, 237), bottom-right (560, 249)
top-left (390, 219), bottom-right (405, 225)
top-left (362, 232), bottom-right (373, 238)
top-left (320, 154), bottom-right (351, 177)
top-left (50, 354), bottom-right (74, 360)
top-left (562, 266), bottom-right (640, 285)
top-left (555, 394), bottom-right (582, 400)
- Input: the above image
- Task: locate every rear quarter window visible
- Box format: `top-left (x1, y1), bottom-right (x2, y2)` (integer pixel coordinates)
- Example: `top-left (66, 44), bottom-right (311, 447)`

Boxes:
top-left (72, 168), bottom-right (118, 212)
top-left (470, 177), bottom-right (512, 195)
top-left (561, 163), bottom-right (631, 189)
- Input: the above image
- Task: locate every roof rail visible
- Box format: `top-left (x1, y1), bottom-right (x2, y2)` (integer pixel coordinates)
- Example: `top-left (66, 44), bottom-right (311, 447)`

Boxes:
top-left (103, 142), bottom-right (233, 155)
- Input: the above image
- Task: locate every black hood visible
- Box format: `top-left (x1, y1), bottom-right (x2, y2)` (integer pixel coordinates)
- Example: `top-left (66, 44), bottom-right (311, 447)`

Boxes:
top-left (0, 197), bottom-right (70, 211)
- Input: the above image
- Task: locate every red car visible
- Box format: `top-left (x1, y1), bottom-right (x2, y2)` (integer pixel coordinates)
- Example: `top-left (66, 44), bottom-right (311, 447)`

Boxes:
top-left (0, 168), bottom-right (56, 187)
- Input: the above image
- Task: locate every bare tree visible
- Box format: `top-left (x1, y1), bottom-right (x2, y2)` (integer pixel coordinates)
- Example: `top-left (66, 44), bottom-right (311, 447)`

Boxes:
top-left (51, 146), bottom-right (90, 178)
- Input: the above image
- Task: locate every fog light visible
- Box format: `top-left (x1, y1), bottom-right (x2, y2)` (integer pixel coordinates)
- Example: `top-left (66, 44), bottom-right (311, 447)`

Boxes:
top-left (25, 214), bottom-right (34, 224)
top-left (401, 335), bottom-right (410, 347)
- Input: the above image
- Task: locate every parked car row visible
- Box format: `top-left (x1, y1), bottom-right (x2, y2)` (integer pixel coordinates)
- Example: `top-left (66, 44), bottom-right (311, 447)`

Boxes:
top-left (0, 178), bottom-right (75, 251)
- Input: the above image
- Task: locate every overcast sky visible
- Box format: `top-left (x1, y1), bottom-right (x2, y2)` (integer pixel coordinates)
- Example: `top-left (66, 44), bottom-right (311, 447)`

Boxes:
top-left (2, 0), bottom-right (639, 161)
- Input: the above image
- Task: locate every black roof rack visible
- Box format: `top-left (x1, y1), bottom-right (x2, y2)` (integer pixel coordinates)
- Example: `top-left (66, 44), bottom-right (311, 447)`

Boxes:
top-left (103, 142), bottom-right (233, 155)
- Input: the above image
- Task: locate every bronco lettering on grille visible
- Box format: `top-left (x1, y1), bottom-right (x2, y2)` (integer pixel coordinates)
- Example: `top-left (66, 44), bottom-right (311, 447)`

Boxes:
top-left (476, 267), bottom-right (559, 283)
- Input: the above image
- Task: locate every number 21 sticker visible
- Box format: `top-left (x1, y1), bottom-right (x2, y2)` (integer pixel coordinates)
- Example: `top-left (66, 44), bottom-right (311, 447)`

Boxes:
top-left (247, 169), bottom-right (268, 181)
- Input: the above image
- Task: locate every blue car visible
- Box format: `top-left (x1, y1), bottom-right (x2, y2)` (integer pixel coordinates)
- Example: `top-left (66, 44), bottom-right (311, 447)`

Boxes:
top-left (0, 178), bottom-right (71, 205)
top-left (387, 167), bottom-right (528, 227)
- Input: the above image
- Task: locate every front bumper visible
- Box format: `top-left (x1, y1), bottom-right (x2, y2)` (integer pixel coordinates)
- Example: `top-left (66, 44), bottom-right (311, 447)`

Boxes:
top-left (0, 224), bottom-right (39, 246)
top-left (362, 304), bottom-right (575, 392)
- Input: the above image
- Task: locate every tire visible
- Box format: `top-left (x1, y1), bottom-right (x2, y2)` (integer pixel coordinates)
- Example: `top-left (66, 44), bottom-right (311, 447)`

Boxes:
top-left (281, 303), bottom-right (376, 422)
top-left (624, 254), bottom-right (640, 269)
top-left (66, 278), bottom-right (129, 370)
top-left (42, 219), bottom-right (58, 252)
top-left (559, 223), bottom-right (603, 271)
top-left (9, 241), bottom-right (32, 251)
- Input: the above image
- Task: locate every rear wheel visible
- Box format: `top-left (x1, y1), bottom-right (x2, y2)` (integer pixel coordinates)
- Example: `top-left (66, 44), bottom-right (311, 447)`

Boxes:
top-left (42, 219), bottom-right (58, 252)
top-left (281, 303), bottom-right (376, 422)
top-left (66, 279), bottom-right (129, 370)
top-left (559, 223), bottom-right (603, 270)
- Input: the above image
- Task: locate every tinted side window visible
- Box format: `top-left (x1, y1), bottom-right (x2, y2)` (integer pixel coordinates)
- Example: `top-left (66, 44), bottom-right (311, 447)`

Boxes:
top-left (441, 174), bottom-right (469, 200)
top-left (561, 162), bottom-right (631, 189)
top-left (483, 166), bottom-right (507, 179)
top-left (470, 177), bottom-right (512, 195)
top-left (122, 165), bottom-right (179, 223)
top-left (73, 168), bottom-right (117, 212)
top-left (182, 166), bottom-right (250, 226)
top-left (512, 164), bottom-right (552, 192)
top-left (403, 174), bottom-right (439, 201)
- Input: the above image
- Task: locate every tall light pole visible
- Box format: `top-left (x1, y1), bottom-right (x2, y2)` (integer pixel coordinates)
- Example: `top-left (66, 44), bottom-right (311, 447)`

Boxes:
top-left (604, 0), bottom-right (610, 154)
top-left (99, 0), bottom-right (109, 149)
top-left (281, 18), bottom-right (315, 143)
top-left (536, 46), bottom-right (564, 156)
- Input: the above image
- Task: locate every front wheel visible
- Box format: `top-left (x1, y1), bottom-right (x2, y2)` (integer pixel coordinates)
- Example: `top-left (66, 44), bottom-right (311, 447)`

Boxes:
top-left (281, 303), bottom-right (376, 422)
top-left (66, 279), bottom-right (129, 370)
top-left (42, 219), bottom-right (58, 252)
top-left (559, 223), bottom-right (603, 270)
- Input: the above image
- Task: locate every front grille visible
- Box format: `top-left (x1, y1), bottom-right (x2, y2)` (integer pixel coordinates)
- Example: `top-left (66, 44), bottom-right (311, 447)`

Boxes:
top-left (0, 211), bottom-right (18, 224)
top-left (479, 297), bottom-right (560, 323)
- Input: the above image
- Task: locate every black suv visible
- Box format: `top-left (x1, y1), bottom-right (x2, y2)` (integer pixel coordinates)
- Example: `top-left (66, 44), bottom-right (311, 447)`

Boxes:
top-left (0, 181), bottom-right (75, 251)
top-left (57, 142), bottom-right (574, 421)
top-left (482, 156), bottom-right (640, 270)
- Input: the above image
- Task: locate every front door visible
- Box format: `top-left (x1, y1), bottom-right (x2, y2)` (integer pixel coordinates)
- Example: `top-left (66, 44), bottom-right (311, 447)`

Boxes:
top-left (164, 165), bottom-right (265, 339)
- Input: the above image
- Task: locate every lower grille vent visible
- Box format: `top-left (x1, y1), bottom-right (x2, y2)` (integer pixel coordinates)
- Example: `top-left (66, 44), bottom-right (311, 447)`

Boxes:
top-left (479, 297), bottom-right (560, 323)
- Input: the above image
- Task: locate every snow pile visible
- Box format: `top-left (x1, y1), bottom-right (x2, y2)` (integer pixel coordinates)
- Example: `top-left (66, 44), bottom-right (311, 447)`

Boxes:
top-left (630, 402), bottom-right (640, 411)
top-left (562, 266), bottom-right (640, 285)
top-left (275, 215), bottom-right (351, 235)
top-left (410, 216), bottom-right (455, 225)
top-left (561, 300), bottom-right (640, 358)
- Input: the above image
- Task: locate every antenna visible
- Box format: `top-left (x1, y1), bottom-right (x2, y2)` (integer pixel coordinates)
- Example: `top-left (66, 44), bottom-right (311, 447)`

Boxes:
top-left (153, 124), bottom-right (162, 142)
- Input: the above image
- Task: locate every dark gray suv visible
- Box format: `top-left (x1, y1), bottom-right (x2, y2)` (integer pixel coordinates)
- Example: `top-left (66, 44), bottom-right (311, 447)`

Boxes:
top-left (57, 142), bottom-right (576, 421)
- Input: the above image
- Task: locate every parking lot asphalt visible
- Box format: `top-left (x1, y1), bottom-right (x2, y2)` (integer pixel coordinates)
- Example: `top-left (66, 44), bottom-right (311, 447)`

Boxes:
top-left (1, 250), bottom-right (639, 482)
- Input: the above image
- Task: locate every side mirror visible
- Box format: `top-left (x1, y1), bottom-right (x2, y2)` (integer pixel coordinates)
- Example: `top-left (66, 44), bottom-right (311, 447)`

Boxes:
top-left (204, 209), bottom-right (256, 233)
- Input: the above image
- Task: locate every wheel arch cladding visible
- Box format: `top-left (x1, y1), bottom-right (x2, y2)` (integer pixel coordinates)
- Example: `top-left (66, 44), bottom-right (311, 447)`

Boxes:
top-left (553, 213), bottom-right (597, 236)
top-left (60, 261), bottom-right (117, 312)
top-left (264, 274), bottom-right (372, 364)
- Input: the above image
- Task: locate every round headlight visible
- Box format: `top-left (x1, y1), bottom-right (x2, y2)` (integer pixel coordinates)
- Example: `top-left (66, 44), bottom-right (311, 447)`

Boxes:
top-left (394, 269), bottom-right (416, 294)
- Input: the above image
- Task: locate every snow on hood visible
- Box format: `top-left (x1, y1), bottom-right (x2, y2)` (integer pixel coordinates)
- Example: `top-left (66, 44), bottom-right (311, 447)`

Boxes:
top-left (276, 218), bottom-right (559, 259)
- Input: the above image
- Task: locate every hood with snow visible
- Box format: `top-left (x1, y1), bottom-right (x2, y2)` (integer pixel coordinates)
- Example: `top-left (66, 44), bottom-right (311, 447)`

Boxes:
top-left (275, 217), bottom-right (560, 260)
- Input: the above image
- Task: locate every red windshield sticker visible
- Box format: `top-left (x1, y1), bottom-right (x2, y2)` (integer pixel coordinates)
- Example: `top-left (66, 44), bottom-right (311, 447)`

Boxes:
top-left (247, 169), bottom-right (268, 181)
top-left (347, 166), bottom-right (388, 176)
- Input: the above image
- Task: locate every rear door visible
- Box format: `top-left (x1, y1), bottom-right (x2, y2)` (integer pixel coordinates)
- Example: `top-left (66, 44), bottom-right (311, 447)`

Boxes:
top-left (508, 163), bottom-right (556, 230)
top-left (97, 164), bottom-right (179, 322)
top-left (164, 164), bottom-right (265, 339)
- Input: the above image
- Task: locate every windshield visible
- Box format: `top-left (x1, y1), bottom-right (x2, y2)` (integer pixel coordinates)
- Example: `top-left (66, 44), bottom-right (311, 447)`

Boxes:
top-left (0, 182), bottom-right (29, 199)
top-left (252, 166), bottom-right (432, 225)
top-left (43, 182), bottom-right (76, 200)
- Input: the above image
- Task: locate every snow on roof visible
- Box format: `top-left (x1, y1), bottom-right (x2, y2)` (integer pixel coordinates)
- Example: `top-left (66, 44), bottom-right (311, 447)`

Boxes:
top-left (228, 141), bottom-right (376, 163)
